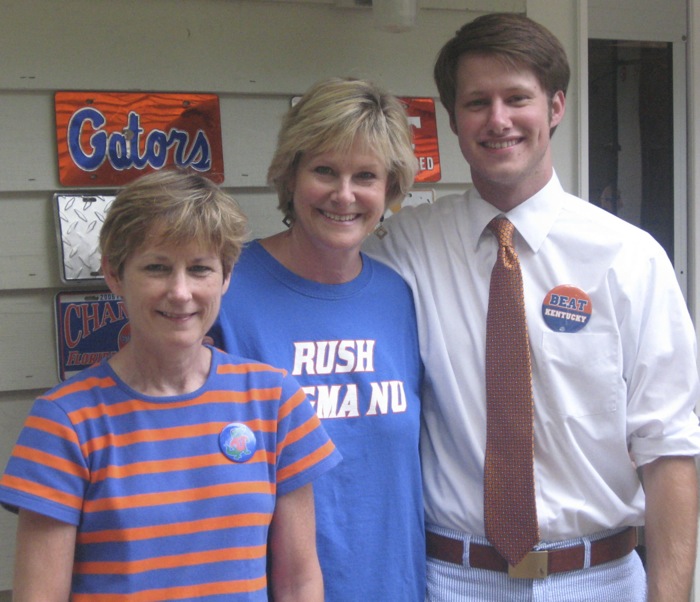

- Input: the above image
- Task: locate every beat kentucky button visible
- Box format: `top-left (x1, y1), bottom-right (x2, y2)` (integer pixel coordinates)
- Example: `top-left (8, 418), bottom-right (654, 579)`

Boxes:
top-left (542, 285), bottom-right (592, 333)
top-left (219, 423), bottom-right (257, 463)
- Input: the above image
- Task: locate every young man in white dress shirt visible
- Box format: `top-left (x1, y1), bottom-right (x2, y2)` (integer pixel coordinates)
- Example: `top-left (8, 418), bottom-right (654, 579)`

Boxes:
top-left (364, 12), bottom-right (700, 601)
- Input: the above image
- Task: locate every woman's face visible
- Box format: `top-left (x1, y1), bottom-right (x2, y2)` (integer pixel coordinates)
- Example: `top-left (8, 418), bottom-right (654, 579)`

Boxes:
top-left (290, 138), bottom-right (389, 257)
top-left (103, 233), bottom-right (229, 355)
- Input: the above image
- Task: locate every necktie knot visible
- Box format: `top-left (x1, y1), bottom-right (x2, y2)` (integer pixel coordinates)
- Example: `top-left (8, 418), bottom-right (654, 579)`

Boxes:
top-left (488, 217), bottom-right (518, 270)
top-left (488, 217), bottom-right (515, 249)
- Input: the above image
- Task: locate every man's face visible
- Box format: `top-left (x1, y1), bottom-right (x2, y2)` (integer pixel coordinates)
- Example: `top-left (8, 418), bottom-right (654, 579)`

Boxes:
top-left (451, 53), bottom-right (565, 210)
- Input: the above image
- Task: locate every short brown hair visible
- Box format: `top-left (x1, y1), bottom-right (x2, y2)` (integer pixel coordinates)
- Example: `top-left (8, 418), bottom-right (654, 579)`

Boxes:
top-left (434, 13), bottom-right (570, 125)
top-left (99, 169), bottom-right (249, 278)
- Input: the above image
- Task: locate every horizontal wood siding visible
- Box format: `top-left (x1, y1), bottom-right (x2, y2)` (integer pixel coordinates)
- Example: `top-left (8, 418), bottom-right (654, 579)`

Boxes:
top-left (0, 0), bottom-right (525, 590)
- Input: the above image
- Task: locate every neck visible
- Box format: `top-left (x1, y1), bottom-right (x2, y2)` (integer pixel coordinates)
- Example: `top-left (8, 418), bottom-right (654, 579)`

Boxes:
top-left (108, 342), bottom-right (211, 396)
top-left (261, 230), bottom-right (362, 284)
top-left (473, 167), bottom-right (554, 213)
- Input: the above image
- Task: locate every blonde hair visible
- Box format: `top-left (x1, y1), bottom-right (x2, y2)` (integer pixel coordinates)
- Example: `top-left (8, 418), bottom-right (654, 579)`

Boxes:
top-left (99, 169), bottom-right (249, 277)
top-left (268, 77), bottom-right (417, 222)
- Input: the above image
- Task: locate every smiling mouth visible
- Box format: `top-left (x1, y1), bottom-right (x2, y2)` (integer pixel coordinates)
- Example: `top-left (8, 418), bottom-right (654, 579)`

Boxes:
top-left (482, 139), bottom-right (521, 150)
top-left (320, 210), bottom-right (359, 222)
top-left (159, 311), bottom-right (195, 320)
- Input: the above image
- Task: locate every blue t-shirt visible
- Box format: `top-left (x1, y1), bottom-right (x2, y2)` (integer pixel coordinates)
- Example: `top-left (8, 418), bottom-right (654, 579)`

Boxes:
top-left (212, 240), bottom-right (425, 601)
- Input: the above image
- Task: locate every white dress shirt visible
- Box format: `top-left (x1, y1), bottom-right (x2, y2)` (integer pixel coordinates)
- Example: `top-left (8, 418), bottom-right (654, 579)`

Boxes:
top-left (364, 173), bottom-right (700, 541)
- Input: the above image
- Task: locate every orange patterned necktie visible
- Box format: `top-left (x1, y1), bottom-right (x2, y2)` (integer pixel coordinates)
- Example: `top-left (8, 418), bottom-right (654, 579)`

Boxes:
top-left (483, 217), bottom-right (539, 567)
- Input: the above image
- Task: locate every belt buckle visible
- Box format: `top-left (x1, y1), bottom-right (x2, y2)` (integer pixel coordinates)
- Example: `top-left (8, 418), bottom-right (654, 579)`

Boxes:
top-left (508, 551), bottom-right (549, 579)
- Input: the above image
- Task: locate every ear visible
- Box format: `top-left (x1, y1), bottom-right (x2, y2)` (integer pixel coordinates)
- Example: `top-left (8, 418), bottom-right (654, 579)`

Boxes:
top-left (101, 256), bottom-right (123, 296)
top-left (549, 90), bottom-right (566, 129)
top-left (449, 113), bottom-right (458, 135)
top-left (221, 269), bottom-right (232, 296)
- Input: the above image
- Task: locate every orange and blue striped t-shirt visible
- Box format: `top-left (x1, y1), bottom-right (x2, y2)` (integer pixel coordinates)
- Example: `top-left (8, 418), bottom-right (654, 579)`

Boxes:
top-left (0, 348), bottom-right (341, 600)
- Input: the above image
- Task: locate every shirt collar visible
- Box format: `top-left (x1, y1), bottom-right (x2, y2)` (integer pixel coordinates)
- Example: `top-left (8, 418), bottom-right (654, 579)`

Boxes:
top-left (467, 172), bottom-right (564, 254)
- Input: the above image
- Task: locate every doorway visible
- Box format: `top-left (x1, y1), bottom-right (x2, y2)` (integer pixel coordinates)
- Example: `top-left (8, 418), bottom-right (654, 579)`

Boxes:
top-left (588, 39), bottom-right (675, 264)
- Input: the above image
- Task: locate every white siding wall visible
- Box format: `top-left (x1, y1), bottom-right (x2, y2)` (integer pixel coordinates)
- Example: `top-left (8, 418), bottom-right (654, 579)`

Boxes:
top-left (6, 2), bottom-right (698, 598)
top-left (0, 0), bottom-right (537, 588)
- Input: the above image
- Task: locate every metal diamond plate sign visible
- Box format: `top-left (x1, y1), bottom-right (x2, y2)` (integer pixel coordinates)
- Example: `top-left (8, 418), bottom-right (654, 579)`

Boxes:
top-left (54, 193), bottom-right (114, 282)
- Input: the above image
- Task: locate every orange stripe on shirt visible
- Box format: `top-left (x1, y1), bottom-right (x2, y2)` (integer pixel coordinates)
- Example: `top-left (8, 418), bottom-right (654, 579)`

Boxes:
top-left (41, 375), bottom-right (117, 401)
top-left (91, 451), bottom-right (227, 481)
top-left (199, 388), bottom-right (282, 402)
top-left (74, 543), bottom-right (267, 574)
top-left (71, 575), bottom-right (267, 602)
top-left (0, 474), bottom-right (83, 510)
top-left (83, 481), bottom-right (275, 513)
top-left (24, 415), bottom-right (80, 446)
top-left (277, 413), bottom-right (323, 456)
top-left (67, 389), bottom-right (282, 425)
top-left (82, 421), bottom-right (278, 456)
top-left (82, 422), bottom-right (220, 455)
top-left (278, 388), bottom-right (307, 421)
top-left (277, 439), bottom-right (337, 483)
top-left (10, 445), bottom-right (88, 480)
top-left (77, 512), bottom-right (271, 544)
top-left (217, 362), bottom-right (287, 377)
top-left (90, 449), bottom-right (275, 482)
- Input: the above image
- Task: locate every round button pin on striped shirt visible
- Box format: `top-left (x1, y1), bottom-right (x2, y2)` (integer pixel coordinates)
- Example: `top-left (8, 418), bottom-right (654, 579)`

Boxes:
top-left (219, 422), bottom-right (257, 463)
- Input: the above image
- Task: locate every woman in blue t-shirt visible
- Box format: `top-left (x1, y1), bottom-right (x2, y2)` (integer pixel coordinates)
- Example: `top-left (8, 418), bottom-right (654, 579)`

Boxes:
top-left (211, 78), bottom-right (426, 601)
